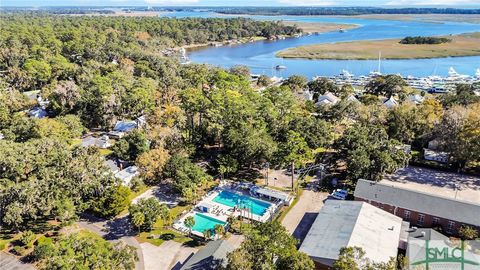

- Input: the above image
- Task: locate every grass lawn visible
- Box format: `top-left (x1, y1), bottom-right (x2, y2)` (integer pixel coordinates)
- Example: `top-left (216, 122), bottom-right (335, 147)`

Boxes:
top-left (135, 204), bottom-right (193, 246)
top-left (99, 148), bottom-right (113, 156)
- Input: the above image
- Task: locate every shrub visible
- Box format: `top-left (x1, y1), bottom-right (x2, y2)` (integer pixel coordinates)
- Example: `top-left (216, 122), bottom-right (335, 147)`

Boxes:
top-left (19, 230), bottom-right (36, 246)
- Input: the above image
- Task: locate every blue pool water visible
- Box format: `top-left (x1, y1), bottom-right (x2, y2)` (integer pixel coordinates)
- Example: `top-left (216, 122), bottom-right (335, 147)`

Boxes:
top-left (213, 190), bottom-right (271, 216)
top-left (192, 213), bottom-right (226, 234)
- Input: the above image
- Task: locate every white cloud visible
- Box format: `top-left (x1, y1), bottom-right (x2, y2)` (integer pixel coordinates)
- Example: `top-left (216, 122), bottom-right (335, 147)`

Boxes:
top-left (278, 0), bottom-right (338, 6)
top-left (144, 0), bottom-right (199, 4)
top-left (385, 0), bottom-right (478, 5)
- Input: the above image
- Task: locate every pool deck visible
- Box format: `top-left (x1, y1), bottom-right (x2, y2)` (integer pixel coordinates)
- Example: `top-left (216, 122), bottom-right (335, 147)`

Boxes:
top-left (173, 182), bottom-right (287, 237)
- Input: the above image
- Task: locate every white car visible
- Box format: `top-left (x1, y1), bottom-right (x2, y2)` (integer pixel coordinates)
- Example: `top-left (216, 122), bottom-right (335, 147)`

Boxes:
top-left (330, 189), bottom-right (348, 200)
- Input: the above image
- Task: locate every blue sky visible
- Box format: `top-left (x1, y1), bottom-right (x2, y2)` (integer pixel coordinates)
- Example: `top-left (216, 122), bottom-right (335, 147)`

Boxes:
top-left (3, 0), bottom-right (480, 7)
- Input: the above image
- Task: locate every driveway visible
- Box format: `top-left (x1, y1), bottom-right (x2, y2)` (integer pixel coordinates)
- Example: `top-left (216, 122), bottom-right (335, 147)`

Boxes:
top-left (132, 184), bottom-right (180, 207)
top-left (281, 188), bottom-right (328, 245)
top-left (0, 252), bottom-right (35, 270)
top-left (141, 241), bottom-right (198, 270)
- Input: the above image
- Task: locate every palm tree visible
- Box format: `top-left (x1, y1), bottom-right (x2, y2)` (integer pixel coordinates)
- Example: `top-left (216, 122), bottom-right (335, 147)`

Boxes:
top-left (214, 224), bottom-right (225, 239)
top-left (132, 212), bottom-right (145, 233)
top-left (204, 229), bottom-right (212, 240)
top-left (184, 216), bottom-right (195, 237)
top-left (159, 204), bottom-right (170, 228)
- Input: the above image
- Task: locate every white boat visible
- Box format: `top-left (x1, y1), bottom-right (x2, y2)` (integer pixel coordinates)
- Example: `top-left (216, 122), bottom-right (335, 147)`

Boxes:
top-left (447, 67), bottom-right (470, 81)
top-left (369, 51), bottom-right (382, 78)
top-left (475, 68), bottom-right (480, 79)
top-left (275, 65), bottom-right (287, 70)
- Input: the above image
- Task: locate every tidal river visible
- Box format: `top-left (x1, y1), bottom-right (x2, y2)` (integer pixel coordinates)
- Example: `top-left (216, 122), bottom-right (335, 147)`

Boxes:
top-left (162, 11), bottom-right (480, 78)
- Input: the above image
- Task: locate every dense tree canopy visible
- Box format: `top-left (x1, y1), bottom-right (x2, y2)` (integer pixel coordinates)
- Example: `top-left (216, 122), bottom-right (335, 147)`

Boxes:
top-left (33, 233), bottom-right (137, 270)
top-left (225, 221), bottom-right (314, 270)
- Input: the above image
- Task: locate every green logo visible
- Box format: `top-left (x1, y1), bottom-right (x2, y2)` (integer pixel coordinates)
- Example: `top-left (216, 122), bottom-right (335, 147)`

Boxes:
top-left (410, 240), bottom-right (479, 270)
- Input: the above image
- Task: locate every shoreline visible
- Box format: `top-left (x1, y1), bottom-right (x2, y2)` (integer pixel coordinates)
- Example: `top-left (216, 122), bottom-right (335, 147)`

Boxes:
top-left (277, 32), bottom-right (480, 60)
top-left (181, 21), bottom-right (359, 51)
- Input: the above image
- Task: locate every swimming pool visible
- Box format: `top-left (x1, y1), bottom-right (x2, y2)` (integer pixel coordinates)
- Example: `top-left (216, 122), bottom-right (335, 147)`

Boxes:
top-left (213, 190), bottom-right (271, 216)
top-left (192, 213), bottom-right (226, 234)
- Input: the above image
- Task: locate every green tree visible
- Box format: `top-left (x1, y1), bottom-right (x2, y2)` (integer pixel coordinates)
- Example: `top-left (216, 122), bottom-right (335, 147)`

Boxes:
top-left (19, 230), bottom-right (36, 246)
top-left (307, 77), bottom-right (338, 97)
top-left (214, 224), bottom-right (225, 238)
top-left (204, 229), bottom-right (212, 240)
top-left (282, 75), bottom-right (308, 92)
top-left (184, 216), bottom-right (195, 237)
top-left (113, 130), bottom-right (149, 161)
top-left (33, 233), bottom-right (137, 270)
top-left (226, 221), bottom-right (314, 270)
top-left (365, 74), bottom-right (407, 98)
top-left (159, 204), bottom-right (170, 227)
top-left (277, 131), bottom-right (313, 188)
top-left (92, 185), bottom-right (132, 218)
top-left (132, 212), bottom-right (145, 232)
top-left (229, 65), bottom-right (251, 79)
top-left (128, 198), bottom-right (162, 232)
top-left (336, 124), bottom-right (410, 181)
top-left (257, 75), bottom-right (271, 87)
top-left (334, 246), bottom-right (396, 270)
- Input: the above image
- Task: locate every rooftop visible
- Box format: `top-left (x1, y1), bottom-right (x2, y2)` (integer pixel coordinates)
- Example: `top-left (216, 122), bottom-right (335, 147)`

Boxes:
top-left (179, 240), bottom-right (234, 270)
top-left (299, 200), bottom-right (402, 266)
top-left (382, 166), bottom-right (480, 204)
top-left (354, 179), bottom-right (480, 226)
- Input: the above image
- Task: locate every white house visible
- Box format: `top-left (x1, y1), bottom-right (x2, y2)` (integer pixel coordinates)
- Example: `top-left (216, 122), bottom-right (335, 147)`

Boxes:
top-left (115, 166), bottom-right (139, 186)
top-left (345, 94), bottom-right (360, 104)
top-left (407, 94), bottom-right (424, 105)
top-left (315, 92), bottom-right (340, 106)
top-left (383, 96), bottom-right (398, 109)
top-left (104, 159), bottom-right (121, 174)
top-left (303, 90), bottom-right (314, 101)
top-left (81, 135), bottom-right (112, 149)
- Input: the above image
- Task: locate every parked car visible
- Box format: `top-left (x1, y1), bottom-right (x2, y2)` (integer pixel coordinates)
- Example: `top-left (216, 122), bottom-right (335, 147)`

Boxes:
top-left (330, 189), bottom-right (348, 200)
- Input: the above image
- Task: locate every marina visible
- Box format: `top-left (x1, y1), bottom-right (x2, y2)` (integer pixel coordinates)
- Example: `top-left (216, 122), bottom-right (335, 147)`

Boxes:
top-left (323, 67), bottom-right (480, 93)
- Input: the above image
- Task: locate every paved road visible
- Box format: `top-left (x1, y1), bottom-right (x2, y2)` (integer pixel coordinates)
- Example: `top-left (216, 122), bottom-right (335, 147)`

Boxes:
top-left (0, 252), bottom-right (35, 270)
top-left (77, 213), bottom-right (145, 270)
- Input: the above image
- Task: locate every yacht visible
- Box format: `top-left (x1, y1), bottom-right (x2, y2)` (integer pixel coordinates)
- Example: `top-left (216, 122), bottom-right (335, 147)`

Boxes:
top-left (447, 67), bottom-right (470, 81)
top-left (275, 65), bottom-right (287, 70)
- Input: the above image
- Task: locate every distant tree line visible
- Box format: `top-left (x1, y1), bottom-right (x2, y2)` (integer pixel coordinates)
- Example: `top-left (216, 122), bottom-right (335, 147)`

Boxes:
top-left (213, 7), bottom-right (480, 16)
top-left (400, 36), bottom-right (451, 45)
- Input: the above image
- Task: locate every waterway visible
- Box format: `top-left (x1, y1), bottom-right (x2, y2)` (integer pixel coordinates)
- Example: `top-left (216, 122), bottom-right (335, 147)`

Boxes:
top-left (161, 11), bottom-right (480, 78)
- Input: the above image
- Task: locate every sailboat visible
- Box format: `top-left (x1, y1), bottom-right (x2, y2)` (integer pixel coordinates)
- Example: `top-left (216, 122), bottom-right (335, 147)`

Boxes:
top-left (179, 47), bottom-right (191, 65)
top-left (369, 51), bottom-right (382, 78)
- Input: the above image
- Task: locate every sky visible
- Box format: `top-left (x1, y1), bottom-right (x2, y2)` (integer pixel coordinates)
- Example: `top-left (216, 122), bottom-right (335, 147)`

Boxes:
top-left (2, 0), bottom-right (480, 7)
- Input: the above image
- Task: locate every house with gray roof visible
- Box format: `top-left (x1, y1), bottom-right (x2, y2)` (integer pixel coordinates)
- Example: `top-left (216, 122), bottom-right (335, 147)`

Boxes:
top-left (179, 240), bottom-right (235, 270)
top-left (354, 179), bottom-right (480, 235)
top-left (81, 135), bottom-right (112, 149)
top-left (115, 166), bottom-right (139, 186)
top-left (315, 92), bottom-right (340, 106)
top-left (299, 200), bottom-right (404, 269)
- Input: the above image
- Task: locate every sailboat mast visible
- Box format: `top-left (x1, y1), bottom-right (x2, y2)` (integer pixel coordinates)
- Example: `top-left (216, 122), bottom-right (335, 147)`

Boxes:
top-left (378, 51), bottom-right (381, 73)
